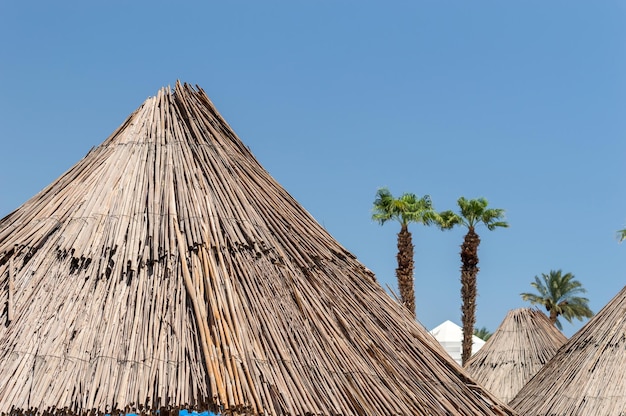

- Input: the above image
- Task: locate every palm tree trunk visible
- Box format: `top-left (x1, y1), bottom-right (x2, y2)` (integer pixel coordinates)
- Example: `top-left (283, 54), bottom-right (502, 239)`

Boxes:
top-left (549, 309), bottom-right (558, 326)
top-left (396, 223), bottom-right (415, 318)
top-left (460, 227), bottom-right (480, 365)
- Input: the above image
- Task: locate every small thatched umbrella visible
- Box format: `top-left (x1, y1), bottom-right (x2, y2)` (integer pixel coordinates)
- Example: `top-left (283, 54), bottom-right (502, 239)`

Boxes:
top-left (464, 308), bottom-right (567, 404)
top-left (0, 82), bottom-right (517, 415)
top-left (510, 286), bottom-right (626, 415)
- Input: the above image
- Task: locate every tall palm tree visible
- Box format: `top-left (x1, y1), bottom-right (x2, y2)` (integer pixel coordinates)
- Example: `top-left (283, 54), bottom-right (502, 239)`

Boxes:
top-left (438, 197), bottom-right (508, 365)
top-left (372, 187), bottom-right (437, 318)
top-left (520, 270), bottom-right (593, 330)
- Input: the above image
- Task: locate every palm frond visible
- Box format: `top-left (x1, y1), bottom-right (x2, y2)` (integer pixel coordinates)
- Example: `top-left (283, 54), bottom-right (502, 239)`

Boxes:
top-left (372, 188), bottom-right (436, 228)
top-left (437, 210), bottom-right (463, 230)
top-left (520, 270), bottom-right (593, 329)
top-left (455, 197), bottom-right (508, 230)
top-left (372, 187), bottom-right (396, 225)
top-left (520, 293), bottom-right (547, 306)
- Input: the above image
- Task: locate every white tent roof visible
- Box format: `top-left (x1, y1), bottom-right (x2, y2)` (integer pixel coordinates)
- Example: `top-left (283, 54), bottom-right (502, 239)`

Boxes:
top-left (429, 320), bottom-right (486, 365)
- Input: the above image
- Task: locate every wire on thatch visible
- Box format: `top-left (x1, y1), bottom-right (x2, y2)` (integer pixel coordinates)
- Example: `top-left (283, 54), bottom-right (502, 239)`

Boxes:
top-left (510, 286), bottom-right (626, 415)
top-left (0, 82), bottom-right (516, 415)
top-left (463, 308), bottom-right (567, 404)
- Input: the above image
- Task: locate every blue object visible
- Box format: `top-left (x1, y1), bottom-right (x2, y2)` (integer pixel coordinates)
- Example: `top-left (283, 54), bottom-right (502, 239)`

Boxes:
top-left (107, 411), bottom-right (218, 416)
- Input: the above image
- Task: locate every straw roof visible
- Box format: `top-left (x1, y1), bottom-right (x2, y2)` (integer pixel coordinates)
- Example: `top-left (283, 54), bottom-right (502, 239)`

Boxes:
top-left (463, 308), bottom-right (567, 404)
top-left (0, 82), bottom-right (516, 415)
top-left (510, 286), bottom-right (626, 415)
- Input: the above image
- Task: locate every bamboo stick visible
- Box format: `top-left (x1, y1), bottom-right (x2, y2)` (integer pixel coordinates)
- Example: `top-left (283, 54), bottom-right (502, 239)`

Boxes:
top-left (7, 256), bottom-right (13, 324)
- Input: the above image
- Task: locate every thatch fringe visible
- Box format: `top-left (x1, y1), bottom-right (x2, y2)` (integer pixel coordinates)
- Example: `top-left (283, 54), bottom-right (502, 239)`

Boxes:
top-left (0, 82), bottom-right (515, 415)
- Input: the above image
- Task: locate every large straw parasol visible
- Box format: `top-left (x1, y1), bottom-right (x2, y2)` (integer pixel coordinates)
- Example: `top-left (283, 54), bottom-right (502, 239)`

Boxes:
top-left (464, 308), bottom-right (567, 404)
top-left (0, 82), bottom-right (516, 415)
top-left (510, 286), bottom-right (626, 415)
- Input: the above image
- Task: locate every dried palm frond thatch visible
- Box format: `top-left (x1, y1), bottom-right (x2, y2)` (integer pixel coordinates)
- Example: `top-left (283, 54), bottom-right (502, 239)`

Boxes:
top-left (0, 82), bottom-right (517, 415)
top-left (464, 308), bottom-right (567, 404)
top-left (510, 286), bottom-right (626, 415)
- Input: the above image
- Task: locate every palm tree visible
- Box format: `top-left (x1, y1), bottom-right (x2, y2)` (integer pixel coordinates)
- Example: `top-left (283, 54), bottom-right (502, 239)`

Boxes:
top-left (520, 270), bottom-right (593, 330)
top-left (473, 326), bottom-right (492, 341)
top-left (618, 228), bottom-right (626, 242)
top-left (372, 187), bottom-right (437, 318)
top-left (438, 197), bottom-right (508, 365)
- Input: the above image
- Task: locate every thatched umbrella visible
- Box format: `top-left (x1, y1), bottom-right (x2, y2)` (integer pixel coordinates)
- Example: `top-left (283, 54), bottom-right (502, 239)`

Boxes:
top-left (0, 82), bottom-right (516, 415)
top-left (464, 308), bottom-right (567, 404)
top-left (510, 286), bottom-right (626, 415)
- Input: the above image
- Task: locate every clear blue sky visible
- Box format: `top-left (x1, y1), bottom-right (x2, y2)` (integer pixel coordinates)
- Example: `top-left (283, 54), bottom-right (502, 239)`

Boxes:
top-left (1, 2), bottom-right (625, 337)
